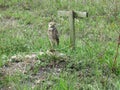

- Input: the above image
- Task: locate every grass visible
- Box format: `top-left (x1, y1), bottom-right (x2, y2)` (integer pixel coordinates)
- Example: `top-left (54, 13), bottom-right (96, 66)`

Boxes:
top-left (0, 0), bottom-right (120, 90)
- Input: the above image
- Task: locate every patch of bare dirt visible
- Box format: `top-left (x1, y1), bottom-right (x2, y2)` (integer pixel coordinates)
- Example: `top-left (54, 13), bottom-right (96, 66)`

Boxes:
top-left (0, 18), bottom-right (19, 29)
top-left (0, 50), bottom-right (67, 89)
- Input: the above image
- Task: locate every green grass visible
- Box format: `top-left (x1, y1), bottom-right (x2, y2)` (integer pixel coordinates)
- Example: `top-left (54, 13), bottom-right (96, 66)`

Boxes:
top-left (0, 0), bottom-right (120, 90)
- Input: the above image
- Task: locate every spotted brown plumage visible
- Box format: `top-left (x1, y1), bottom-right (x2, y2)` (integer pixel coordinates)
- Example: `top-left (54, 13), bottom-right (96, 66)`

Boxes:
top-left (47, 22), bottom-right (59, 47)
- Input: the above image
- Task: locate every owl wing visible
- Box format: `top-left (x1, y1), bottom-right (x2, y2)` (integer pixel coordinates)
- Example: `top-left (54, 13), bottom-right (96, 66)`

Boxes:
top-left (54, 28), bottom-right (59, 38)
top-left (47, 28), bottom-right (53, 37)
top-left (54, 28), bottom-right (59, 45)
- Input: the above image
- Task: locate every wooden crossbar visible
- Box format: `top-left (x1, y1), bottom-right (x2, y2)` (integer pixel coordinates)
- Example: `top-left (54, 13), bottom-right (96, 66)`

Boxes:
top-left (58, 10), bottom-right (88, 50)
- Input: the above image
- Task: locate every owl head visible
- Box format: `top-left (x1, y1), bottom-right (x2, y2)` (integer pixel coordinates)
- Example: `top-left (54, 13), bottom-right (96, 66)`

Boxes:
top-left (48, 22), bottom-right (56, 28)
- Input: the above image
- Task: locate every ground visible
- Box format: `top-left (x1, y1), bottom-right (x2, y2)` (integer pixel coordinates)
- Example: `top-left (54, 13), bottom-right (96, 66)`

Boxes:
top-left (0, 0), bottom-right (120, 90)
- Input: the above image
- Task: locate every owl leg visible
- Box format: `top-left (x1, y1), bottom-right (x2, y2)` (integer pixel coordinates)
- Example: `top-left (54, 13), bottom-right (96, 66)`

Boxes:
top-left (54, 38), bottom-right (59, 46)
top-left (49, 39), bottom-right (54, 49)
top-left (53, 40), bottom-right (56, 47)
top-left (54, 40), bottom-right (57, 46)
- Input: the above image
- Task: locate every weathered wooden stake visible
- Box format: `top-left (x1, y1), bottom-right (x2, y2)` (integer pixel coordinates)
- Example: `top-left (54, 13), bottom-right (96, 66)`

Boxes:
top-left (69, 11), bottom-right (75, 49)
top-left (58, 10), bottom-right (88, 50)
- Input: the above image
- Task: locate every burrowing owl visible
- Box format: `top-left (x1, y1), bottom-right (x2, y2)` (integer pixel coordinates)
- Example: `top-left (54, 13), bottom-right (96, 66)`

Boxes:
top-left (47, 22), bottom-right (59, 47)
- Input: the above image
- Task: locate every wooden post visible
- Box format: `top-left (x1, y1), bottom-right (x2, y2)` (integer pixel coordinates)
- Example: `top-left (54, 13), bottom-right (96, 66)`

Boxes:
top-left (58, 10), bottom-right (88, 50)
top-left (69, 11), bottom-right (75, 49)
